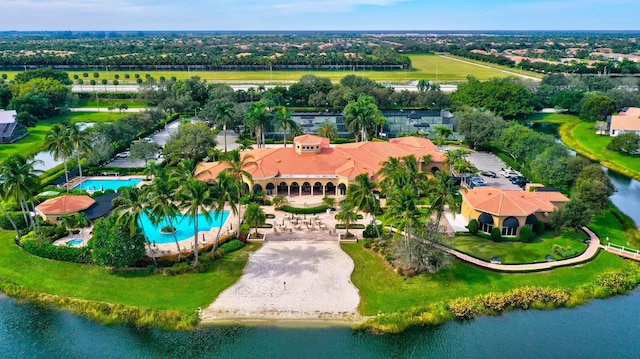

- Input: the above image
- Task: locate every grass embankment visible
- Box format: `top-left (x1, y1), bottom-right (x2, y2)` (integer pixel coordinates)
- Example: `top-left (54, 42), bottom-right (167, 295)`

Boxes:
top-left (1, 54), bottom-right (531, 84)
top-left (0, 230), bottom-right (259, 329)
top-left (534, 112), bottom-right (640, 182)
top-left (442, 231), bottom-right (588, 264)
top-left (343, 209), bottom-right (640, 333)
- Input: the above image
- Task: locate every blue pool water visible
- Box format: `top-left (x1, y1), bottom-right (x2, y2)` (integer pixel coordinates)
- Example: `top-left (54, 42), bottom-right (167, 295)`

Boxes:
top-left (140, 212), bottom-right (230, 244)
top-left (73, 178), bottom-right (143, 192)
top-left (66, 239), bottom-right (84, 247)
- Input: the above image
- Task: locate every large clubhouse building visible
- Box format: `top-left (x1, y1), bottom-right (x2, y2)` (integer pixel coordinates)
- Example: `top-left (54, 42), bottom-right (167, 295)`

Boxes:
top-left (195, 134), bottom-right (446, 198)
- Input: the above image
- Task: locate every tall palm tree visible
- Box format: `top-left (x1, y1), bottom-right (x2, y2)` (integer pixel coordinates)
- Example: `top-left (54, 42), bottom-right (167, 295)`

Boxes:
top-left (177, 179), bottom-right (213, 266)
top-left (222, 151), bottom-right (257, 237)
top-left (444, 148), bottom-right (471, 173)
top-left (377, 155), bottom-right (428, 196)
top-left (345, 173), bottom-right (381, 238)
top-left (317, 123), bottom-right (338, 139)
top-left (115, 187), bottom-right (157, 267)
top-left (0, 154), bottom-right (41, 232)
top-left (384, 185), bottom-right (424, 270)
top-left (147, 172), bottom-right (182, 260)
top-left (336, 200), bottom-right (358, 237)
top-left (244, 102), bottom-right (272, 148)
top-left (66, 123), bottom-right (93, 181)
top-left (344, 95), bottom-right (382, 142)
top-left (45, 124), bottom-right (73, 192)
top-left (210, 171), bottom-right (239, 252)
top-left (0, 183), bottom-right (21, 239)
top-left (433, 125), bottom-right (453, 149)
top-left (244, 202), bottom-right (266, 237)
top-left (214, 102), bottom-right (234, 153)
top-left (274, 107), bottom-right (296, 147)
top-left (427, 171), bottom-right (461, 225)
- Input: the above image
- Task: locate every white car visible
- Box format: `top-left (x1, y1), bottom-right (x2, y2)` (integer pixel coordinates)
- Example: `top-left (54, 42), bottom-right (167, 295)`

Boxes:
top-left (500, 168), bottom-right (521, 178)
top-left (116, 150), bottom-right (130, 158)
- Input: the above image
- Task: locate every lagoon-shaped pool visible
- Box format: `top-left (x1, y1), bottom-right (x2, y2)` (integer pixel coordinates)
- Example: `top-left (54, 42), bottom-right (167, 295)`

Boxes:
top-left (140, 212), bottom-right (230, 244)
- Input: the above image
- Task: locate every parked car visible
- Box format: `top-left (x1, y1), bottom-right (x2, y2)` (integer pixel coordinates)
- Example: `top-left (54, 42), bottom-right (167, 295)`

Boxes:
top-left (469, 176), bottom-right (488, 188)
top-left (500, 168), bottom-right (522, 178)
top-left (481, 170), bottom-right (497, 178)
top-left (116, 150), bottom-right (130, 158)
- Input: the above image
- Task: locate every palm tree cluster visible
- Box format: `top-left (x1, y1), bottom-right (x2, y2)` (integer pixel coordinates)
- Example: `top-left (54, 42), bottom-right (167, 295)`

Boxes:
top-left (243, 102), bottom-right (301, 148)
top-left (343, 95), bottom-right (385, 142)
top-left (340, 154), bottom-right (461, 273)
top-left (45, 123), bottom-right (93, 191)
top-left (0, 154), bottom-right (42, 238)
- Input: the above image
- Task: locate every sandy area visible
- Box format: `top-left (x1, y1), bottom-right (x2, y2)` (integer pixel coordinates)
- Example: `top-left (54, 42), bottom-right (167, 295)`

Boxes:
top-left (201, 240), bottom-right (361, 322)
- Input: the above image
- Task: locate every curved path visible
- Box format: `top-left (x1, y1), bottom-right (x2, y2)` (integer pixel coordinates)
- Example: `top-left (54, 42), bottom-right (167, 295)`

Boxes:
top-left (395, 226), bottom-right (601, 272)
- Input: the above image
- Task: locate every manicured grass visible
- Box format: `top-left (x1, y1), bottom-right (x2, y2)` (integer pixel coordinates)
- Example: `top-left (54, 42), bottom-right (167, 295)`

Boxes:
top-left (1, 54), bottom-right (536, 84)
top-left (342, 241), bottom-right (630, 316)
top-left (78, 98), bottom-right (149, 108)
top-left (442, 231), bottom-right (588, 264)
top-left (439, 54), bottom-right (543, 79)
top-left (52, 111), bottom-right (126, 123)
top-left (0, 230), bottom-right (259, 312)
top-left (590, 210), bottom-right (638, 250)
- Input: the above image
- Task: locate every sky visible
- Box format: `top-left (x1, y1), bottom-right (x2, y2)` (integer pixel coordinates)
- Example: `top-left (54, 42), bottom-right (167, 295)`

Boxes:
top-left (2, 0), bottom-right (639, 31)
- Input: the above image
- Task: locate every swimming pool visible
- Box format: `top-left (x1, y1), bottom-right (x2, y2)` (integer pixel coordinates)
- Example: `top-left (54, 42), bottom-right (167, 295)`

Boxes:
top-left (74, 178), bottom-right (143, 192)
top-left (140, 212), bottom-right (230, 244)
top-left (66, 239), bottom-right (84, 247)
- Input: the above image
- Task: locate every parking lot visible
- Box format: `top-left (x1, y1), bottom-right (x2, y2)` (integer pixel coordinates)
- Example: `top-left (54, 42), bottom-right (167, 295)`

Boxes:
top-left (104, 120), bottom-right (180, 168)
top-left (465, 150), bottom-right (524, 190)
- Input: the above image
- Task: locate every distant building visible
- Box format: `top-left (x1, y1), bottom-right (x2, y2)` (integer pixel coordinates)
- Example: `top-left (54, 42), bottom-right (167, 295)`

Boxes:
top-left (266, 109), bottom-right (457, 140)
top-left (0, 110), bottom-right (28, 144)
top-left (608, 107), bottom-right (640, 136)
top-left (460, 186), bottom-right (569, 237)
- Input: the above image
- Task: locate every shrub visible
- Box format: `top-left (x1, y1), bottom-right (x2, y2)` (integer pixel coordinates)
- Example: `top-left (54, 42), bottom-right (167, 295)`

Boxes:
top-left (335, 224), bottom-right (365, 229)
top-left (363, 224), bottom-right (383, 238)
top-left (467, 219), bottom-right (479, 234)
top-left (22, 240), bottom-right (93, 264)
top-left (0, 212), bottom-right (28, 230)
top-left (490, 227), bottom-right (502, 241)
top-left (280, 205), bottom-right (328, 214)
top-left (533, 221), bottom-right (545, 235)
top-left (519, 226), bottom-right (534, 242)
top-left (220, 239), bottom-right (245, 254)
top-left (551, 244), bottom-right (578, 258)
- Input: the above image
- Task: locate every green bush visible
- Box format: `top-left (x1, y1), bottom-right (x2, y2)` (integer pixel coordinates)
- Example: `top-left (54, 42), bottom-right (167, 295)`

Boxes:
top-left (335, 214), bottom-right (364, 220)
top-left (519, 226), bottom-right (534, 242)
top-left (0, 212), bottom-right (28, 230)
top-left (533, 221), bottom-right (545, 235)
top-left (22, 240), bottom-right (93, 264)
top-left (551, 244), bottom-right (578, 258)
top-left (220, 239), bottom-right (245, 254)
top-left (280, 205), bottom-right (328, 214)
top-left (467, 219), bottom-right (479, 234)
top-left (491, 228), bottom-right (502, 241)
top-left (363, 224), bottom-right (383, 238)
top-left (335, 224), bottom-right (365, 229)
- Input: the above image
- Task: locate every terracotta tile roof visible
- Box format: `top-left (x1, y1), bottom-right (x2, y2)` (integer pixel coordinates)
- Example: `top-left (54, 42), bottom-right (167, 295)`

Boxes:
top-left (195, 136), bottom-right (444, 182)
top-left (463, 187), bottom-right (569, 216)
top-left (611, 107), bottom-right (640, 131)
top-left (36, 195), bottom-right (96, 214)
top-left (293, 134), bottom-right (330, 147)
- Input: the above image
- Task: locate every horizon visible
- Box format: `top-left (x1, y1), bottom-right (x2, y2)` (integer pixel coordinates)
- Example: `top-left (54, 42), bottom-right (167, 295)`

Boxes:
top-left (2, 0), bottom-right (639, 32)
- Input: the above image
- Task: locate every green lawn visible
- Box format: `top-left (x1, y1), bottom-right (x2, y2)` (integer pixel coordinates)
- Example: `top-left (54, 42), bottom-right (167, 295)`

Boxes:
top-left (1, 54), bottom-right (539, 84)
top-left (0, 230), bottom-right (259, 311)
top-left (52, 111), bottom-right (126, 123)
top-left (442, 231), bottom-right (588, 264)
top-left (77, 98), bottom-right (149, 108)
top-left (590, 210), bottom-right (638, 250)
top-left (342, 241), bottom-right (629, 316)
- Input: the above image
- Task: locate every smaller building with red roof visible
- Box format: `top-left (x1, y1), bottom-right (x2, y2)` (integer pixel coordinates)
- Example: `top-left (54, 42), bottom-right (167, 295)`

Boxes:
top-left (35, 195), bottom-right (96, 222)
top-left (195, 135), bottom-right (445, 198)
top-left (460, 186), bottom-right (569, 237)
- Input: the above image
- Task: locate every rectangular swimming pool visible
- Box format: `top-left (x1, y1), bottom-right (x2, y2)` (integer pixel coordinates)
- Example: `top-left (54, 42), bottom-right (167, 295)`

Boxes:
top-left (73, 178), bottom-right (143, 192)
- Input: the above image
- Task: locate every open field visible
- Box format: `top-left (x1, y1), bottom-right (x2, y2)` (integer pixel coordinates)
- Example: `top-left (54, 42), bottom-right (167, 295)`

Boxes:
top-left (0, 230), bottom-right (260, 312)
top-left (0, 54), bottom-right (537, 84)
top-left (77, 98), bottom-right (148, 108)
top-left (442, 231), bottom-right (589, 264)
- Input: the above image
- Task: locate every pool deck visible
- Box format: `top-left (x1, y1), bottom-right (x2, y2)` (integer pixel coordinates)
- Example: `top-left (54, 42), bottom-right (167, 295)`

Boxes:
top-left (53, 227), bottom-right (92, 247)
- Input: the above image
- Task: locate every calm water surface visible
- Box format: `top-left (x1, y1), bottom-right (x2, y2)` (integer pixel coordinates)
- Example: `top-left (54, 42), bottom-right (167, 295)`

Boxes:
top-left (1, 290), bottom-right (639, 358)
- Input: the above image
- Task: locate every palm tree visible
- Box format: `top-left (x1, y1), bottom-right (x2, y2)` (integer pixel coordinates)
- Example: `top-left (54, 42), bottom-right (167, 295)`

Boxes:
top-left (244, 202), bottom-right (266, 237)
top-left (211, 171), bottom-right (239, 252)
top-left (147, 172), bottom-right (182, 260)
top-left (45, 124), bottom-right (73, 192)
top-left (0, 183), bottom-right (21, 239)
top-left (274, 107), bottom-right (297, 147)
top-left (244, 102), bottom-right (272, 148)
top-left (427, 170), bottom-right (461, 225)
top-left (0, 154), bottom-right (41, 233)
top-left (67, 123), bottom-right (93, 181)
top-left (177, 179), bottom-right (213, 266)
top-left (444, 148), bottom-right (471, 173)
top-left (384, 185), bottom-right (424, 270)
top-left (433, 125), bottom-right (453, 149)
top-left (317, 123), bottom-right (338, 139)
top-left (222, 151), bottom-right (257, 237)
top-left (115, 187), bottom-right (157, 266)
top-left (336, 200), bottom-right (358, 237)
top-left (377, 155), bottom-right (429, 196)
top-left (344, 95), bottom-right (382, 142)
top-left (345, 173), bottom-right (381, 238)
top-left (214, 102), bottom-right (234, 152)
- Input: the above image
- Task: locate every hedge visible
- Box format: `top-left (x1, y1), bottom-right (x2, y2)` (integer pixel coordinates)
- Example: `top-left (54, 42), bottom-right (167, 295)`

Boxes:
top-left (220, 240), bottom-right (245, 254)
top-left (0, 212), bottom-right (28, 230)
top-left (335, 224), bottom-right (366, 229)
top-left (22, 240), bottom-right (93, 264)
top-left (280, 205), bottom-right (328, 214)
